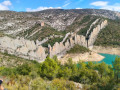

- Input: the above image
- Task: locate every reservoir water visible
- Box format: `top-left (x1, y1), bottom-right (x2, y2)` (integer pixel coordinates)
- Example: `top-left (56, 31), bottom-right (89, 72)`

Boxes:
top-left (96, 53), bottom-right (120, 65)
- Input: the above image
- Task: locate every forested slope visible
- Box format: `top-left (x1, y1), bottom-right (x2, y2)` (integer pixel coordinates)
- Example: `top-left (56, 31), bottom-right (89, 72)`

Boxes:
top-left (95, 19), bottom-right (120, 47)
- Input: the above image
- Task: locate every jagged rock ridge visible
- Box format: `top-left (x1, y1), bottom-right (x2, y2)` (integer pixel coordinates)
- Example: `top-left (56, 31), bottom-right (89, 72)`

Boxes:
top-left (0, 19), bottom-right (108, 62)
top-left (0, 9), bottom-right (118, 62)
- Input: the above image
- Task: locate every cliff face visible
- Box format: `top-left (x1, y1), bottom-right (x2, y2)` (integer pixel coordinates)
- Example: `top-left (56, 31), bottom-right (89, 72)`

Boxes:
top-left (48, 20), bottom-right (108, 58)
top-left (0, 36), bottom-right (46, 62)
top-left (0, 19), bottom-right (108, 62)
top-left (0, 9), bottom-right (117, 62)
top-left (87, 20), bottom-right (108, 48)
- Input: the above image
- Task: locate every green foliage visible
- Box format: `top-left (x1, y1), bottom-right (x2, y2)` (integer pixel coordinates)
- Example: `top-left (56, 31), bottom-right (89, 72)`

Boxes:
top-left (57, 66), bottom-right (72, 79)
top-left (40, 56), bottom-right (59, 80)
top-left (17, 64), bottom-right (32, 75)
top-left (0, 52), bottom-right (119, 90)
top-left (95, 19), bottom-right (120, 47)
top-left (78, 69), bottom-right (99, 84)
top-left (30, 26), bottom-right (65, 41)
top-left (67, 44), bottom-right (90, 54)
top-left (30, 77), bottom-right (46, 90)
top-left (17, 23), bottom-right (66, 41)
top-left (0, 31), bottom-right (5, 37)
top-left (0, 52), bottom-right (34, 68)
top-left (96, 62), bottom-right (110, 78)
top-left (77, 25), bottom-right (90, 36)
top-left (51, 79), bottom-right (75, 90)
top-left (52, 55), bottom-right (59, 62)
top-left (77, 16), bottom-right (98, 36)
top-left (87, 62), bottom-right (95, 69)
top-left (79, 15), bottom-right (92, 24)
top-left (0, 67), bottom-right (16, 76)
top-left (42, 37), bottom-right (63, 47)
top-left (66, 15), bottom-right (98, 32)
top-left (113, 57), bottom-right (120, 82)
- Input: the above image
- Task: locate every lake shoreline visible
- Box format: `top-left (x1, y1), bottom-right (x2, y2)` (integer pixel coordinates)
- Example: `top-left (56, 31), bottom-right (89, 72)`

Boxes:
top-left (59, 52), bottom-right (105, 64)
top-left (92, 46), bottom-right (120, 56)
top-left (59, 46), bottom-right (120, 64)
top-left (96, 53), bottom-right (120, 65)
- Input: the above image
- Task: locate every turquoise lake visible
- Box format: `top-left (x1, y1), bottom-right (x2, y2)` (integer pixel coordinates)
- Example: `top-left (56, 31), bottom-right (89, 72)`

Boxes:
top-left (95, 53), bottom-right (120, 65)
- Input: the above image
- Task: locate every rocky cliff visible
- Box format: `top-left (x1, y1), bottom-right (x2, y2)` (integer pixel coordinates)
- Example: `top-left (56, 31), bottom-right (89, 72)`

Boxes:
top-left (0, 9), bottom-right (117, 62)
top-left (87, 20), bottom-right (108, 48)
top-left (0, 36), bottom-right (46, 62)
top-left (48, 20), bottom-right (108, 58)
top-left (0, 19), bottom-right (108, 62)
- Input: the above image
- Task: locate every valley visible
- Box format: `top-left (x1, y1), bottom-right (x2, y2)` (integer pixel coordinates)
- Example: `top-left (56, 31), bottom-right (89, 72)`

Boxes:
top-left (0, 9), bottom-right (120, 90)
top-left (0, 9), bottom-right (111, 62)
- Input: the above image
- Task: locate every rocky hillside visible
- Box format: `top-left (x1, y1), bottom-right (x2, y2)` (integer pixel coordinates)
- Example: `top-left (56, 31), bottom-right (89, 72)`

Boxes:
top-left (0, 9), bottom-right (119, 36)
top-left (0, 9), bottom-right (119, 62)
top-left (95, 19), bottom-right (120, 47)
top-left (0, 9), bottom-right (120, 35)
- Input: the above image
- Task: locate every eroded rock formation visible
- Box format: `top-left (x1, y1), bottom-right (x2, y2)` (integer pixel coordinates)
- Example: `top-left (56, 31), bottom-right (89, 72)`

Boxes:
top-left (0, 36), bottom-right (46, 62)
top-left (0, 20), bottom-right (108, 62)
top-left (48, 20), bottom-right (108, 58)
top-left (87, 20), bottom-right (108, 48)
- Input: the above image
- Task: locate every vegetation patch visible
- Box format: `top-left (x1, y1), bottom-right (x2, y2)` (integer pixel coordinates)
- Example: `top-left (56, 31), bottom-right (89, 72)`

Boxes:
top-left (42, 37), bottom-right (64, 47)
top-left (67, 44), bottom-right (90, 54)
top-left (17, 24), bottom-right (66, 41)
top-left (95, 19), bottom-right (120, 47)
top-left (77, 16), bottom-right (98, 36)
top-left (0, 53), bottom-right (120, 89)
top-left (77, 25), bottom-right (90, 36)
top-left (65, 15), bottom-right (94, 32)
top-left (0, 52), bottom-right (34, 68)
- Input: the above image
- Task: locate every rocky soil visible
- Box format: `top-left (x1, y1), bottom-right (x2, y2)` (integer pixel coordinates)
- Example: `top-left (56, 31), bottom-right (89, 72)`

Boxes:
top-left (92, 46), bottom-right (120, 56)
top-left (59, 52), bottom-right (104, 64)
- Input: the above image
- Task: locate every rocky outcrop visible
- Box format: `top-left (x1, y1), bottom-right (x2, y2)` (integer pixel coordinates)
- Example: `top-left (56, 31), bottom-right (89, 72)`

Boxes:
top-left (0, 19), bottom-right (108, 62)
top-left (0, 36), bottom-right (47, 62)
top-left (48, 20), bottom-right (108, 58)
top-left (61, 32), bottom-right (71, 43)
top-left (86, 19), bottom-right (100, 36)
top-left (87, 20), bottom-right (108, 48)
top-left (48, 33), bottom-right (87, 58)
top-left (36, 35), bottom-right (63, 46)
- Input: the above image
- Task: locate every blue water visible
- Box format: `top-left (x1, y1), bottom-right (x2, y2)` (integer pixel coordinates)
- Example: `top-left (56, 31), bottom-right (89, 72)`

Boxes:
top-left (95, 53), bottom-right (120, 65)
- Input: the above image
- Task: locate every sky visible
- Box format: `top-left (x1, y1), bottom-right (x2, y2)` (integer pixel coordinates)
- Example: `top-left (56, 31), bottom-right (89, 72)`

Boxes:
top-left (0, 0), bottom-right (120, 12)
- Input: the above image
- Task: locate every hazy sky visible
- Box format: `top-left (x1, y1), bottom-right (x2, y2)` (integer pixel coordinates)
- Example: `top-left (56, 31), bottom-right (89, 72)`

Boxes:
top-left (0, 0), bottom-right (120, 12)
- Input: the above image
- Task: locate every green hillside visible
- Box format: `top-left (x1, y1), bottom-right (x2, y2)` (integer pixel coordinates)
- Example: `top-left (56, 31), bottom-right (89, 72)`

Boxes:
top-left (17, 24), bottom-right (66, 41)
top-left (95, 19), bottom-right (120, 47)
top-left (0, 51), bottom-right (120, 90)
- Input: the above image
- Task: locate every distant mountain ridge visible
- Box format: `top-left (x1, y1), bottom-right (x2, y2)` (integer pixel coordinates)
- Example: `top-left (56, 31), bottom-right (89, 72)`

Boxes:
top-left (0, 9), bottom-right (120, 33)
top-left (33, 9), bottom-right (120, 19)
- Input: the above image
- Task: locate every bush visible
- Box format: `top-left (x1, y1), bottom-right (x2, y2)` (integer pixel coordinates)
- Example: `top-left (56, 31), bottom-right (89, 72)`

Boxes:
top-left (40, 56), bottom-right (59, 80)
top-left (17, 64), bottom-right (31, 75)
top-left (51, 79), bottom-right (76, 90)
top-left (30, 77), bottom-right (46, 90)
top-left (67, 44), bottom-right (90, 54)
